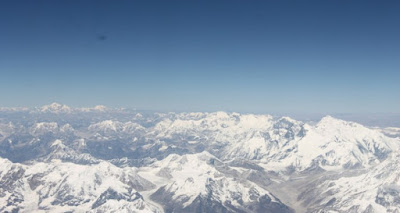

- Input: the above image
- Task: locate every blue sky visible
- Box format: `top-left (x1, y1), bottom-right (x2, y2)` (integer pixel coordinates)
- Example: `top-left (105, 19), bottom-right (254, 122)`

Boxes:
top-left (1, 0), bottom-right (399, 113)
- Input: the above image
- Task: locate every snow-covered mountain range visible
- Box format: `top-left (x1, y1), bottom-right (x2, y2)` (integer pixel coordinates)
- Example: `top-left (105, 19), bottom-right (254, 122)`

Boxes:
top-left (0, 103), bottom-right (399, 212)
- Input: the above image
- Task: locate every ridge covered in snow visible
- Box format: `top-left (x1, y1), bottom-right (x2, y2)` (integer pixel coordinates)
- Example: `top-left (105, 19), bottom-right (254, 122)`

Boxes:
top-left (40, 102), bottom-right (72, 113)
top-left (0, 155), bottom-right (159, 212)
top-left (0, 106), bottom-right (399, 212)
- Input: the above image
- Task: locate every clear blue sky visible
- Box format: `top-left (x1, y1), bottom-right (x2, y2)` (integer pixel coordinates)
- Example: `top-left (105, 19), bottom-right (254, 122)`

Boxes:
top-left (1, 0), bottom-right (399, 113)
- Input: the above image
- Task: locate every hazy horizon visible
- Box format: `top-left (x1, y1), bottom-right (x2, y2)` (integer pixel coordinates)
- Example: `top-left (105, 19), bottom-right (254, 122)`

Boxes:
top-left (2, 102), bottom-right (400, 128)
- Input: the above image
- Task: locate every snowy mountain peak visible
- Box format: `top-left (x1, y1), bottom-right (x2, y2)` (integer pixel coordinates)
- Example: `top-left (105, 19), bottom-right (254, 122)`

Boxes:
top-left (317, 115), bottom-right (352, 127)
top-left (51, 139), bottom-right (64, 148)
top-left (30, 122), bottom-right (59, 136)
top-left (89, 120), bottom-right (121, 131)
top-left (146, 152), bottom-right (292, 212)
top-left (156, 151), bottom-right (215, 169)
top-left (79, 105), bottom-right (109, 112)
top-left (40, 102), bottom-right (72, 113)
top-left (94, 105), bottom-right (107, 111)
top-left (214, 111), bottom-right (231, 119)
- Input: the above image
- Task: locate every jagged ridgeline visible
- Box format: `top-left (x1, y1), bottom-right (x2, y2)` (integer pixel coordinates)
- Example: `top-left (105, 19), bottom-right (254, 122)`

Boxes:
top-left (0, 103), bottom-right (399, 212)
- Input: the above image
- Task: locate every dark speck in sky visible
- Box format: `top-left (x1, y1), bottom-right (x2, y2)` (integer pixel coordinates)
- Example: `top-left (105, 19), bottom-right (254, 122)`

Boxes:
top-left (97, 35), bottom-right (107, 41)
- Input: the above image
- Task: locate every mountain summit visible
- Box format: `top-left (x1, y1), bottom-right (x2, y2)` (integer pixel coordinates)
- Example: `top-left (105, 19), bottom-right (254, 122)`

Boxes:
top-left (40, 102), bottom-right (72, 113)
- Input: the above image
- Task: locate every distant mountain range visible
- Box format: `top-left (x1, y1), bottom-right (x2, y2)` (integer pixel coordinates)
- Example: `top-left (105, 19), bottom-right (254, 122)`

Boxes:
top-left (0, 103), bottom-right (399, 212)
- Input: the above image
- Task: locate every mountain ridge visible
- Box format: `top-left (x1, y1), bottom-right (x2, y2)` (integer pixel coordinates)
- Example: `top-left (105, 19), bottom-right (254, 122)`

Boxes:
top-left (0, 104), bottom-right (399, 212)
